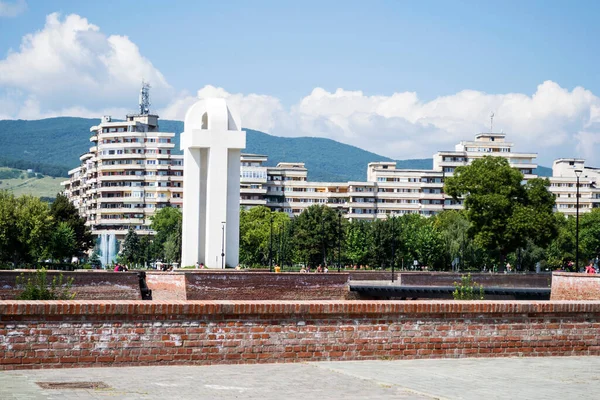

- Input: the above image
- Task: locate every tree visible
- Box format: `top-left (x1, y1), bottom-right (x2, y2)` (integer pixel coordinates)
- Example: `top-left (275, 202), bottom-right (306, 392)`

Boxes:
top-left (414, 222), bottom-right (445, 269)
top-left (345, 220), bottom-right (370, 266)
top-left (0, 191), bottom-right (19, 264)
top-left (49, 193), bottom-right (93, 256)
top-left (47, 222), bottom-right (77, 261)
top-left (239, 206), bottom-right (290, 266)
top-left (14, 195), bottom-right (53, 263)
top-left (164, 233), bottom-right (181, 264)
top-left (150, 206), bottom-right (183, 263)
top-left (445, 156), bottom-right (557, 262)
top-left (293, 205), bottom-right (340, 267)
top-left (121, 228), bottom-right (142, 265)
top-left (89, 250), bottom-right (102, 269)
top-left (150, 207), bottom-right (182, 243)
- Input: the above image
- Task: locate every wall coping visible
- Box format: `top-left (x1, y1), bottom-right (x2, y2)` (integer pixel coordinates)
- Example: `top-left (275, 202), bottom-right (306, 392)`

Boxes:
top-left (553, 272), bottom-right (600, 279)
top-left (1, 300), bottom-right (600, 317)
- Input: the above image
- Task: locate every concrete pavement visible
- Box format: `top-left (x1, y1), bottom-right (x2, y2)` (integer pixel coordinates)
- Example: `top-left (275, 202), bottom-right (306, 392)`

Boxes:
top-left (1, 356), bottom-right (599, 399)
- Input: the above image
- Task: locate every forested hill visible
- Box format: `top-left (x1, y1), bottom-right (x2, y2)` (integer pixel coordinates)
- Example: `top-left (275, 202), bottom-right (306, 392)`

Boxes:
top-left (0, 117), bottom-right (551, 180)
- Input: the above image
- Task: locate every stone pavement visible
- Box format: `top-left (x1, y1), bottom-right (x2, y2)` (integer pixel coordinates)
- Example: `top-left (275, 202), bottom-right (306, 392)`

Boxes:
top-left (1, 356), bottom-right (599, 399)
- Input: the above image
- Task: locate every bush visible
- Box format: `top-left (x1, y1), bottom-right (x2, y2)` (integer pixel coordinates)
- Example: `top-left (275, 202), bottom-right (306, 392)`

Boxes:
top-left (452, 273), bottom-right (484, 300)
top-left (15, 268), bottom-right (75, 300)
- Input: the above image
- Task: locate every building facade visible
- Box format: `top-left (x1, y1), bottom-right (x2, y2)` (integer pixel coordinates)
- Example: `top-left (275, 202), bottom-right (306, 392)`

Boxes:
top-left (64, 123), bottom-right (540, 240)
top-left (62, 113), bottom-right (184, 240)
top-left (549, 158), bottom-right (600, 216)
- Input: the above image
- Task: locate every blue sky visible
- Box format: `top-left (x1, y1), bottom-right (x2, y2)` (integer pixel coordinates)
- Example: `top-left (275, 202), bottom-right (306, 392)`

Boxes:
top-left (3, 0), bottom-right (599, 104)
top-left (1, 0), bottom-right (600, 164)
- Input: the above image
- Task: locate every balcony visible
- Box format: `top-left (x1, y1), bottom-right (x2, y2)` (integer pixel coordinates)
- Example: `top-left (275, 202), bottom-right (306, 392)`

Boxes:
top-left (241, 188), bottom-right (268, 194)
top-left (241, 199), bottom-right (267, 206)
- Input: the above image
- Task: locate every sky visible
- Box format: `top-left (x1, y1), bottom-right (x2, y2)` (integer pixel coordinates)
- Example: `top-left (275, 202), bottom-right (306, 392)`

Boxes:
top-left (1, 0), bottom-right (600, 166)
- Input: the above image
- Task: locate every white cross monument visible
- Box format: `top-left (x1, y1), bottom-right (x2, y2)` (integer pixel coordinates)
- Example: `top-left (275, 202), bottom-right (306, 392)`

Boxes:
top-left (180, 98), bottom-right (246, 268)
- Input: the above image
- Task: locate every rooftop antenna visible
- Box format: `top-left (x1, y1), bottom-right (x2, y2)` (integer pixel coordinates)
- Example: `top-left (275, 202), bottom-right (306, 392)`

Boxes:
top-left (490, 112), bottom-right (495, 133)
top-left (139, 80), bottom-right (151, 115)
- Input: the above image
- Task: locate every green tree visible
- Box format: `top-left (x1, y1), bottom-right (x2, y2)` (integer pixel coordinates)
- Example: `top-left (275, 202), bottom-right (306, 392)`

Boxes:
top-left (150, 206), bottom-right (183, 263)
top-left (121, 228), bottom-right (142, 265)
top-left (49, 193), bottom-right (93, 256)
top-left (163, 233), bottom-right (180, 264)
top-left (239, 206), bottom-right (290, 267)
top-left (445, 156), bottom-right (557, 262)
top-left (345, 220), bottom-right (370, 266)
top-left (0, 191), bottom-right (19, 264)
top-left (47, 222), bottom-right (77, 261)
top-left (414, 222), bottom-right (445, 269)
top-left (89, 250), bottom-right (102, 269)
top-left (15, 195), bottom-right (53, 263)
top-left (150, 207), bottom-right (182, 242)
top-left (292, 205), bottom-right (340, 267)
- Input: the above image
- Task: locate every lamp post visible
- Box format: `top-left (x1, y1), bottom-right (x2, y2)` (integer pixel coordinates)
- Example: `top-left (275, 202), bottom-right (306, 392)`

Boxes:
top-left (322, 214), bottom-right (326, 266)
top-left (221, 221), bottom-right (226, 269)
top-left (278, 225), bottom-right (283, 267)
top-left (337, 209), bottom-right (342, 272)
top-left (575, 169), bottom-right (582, 272)
top-left (269, 212), bottom-right (274, 272)
top-left (391, 215), bottom-right (396, 282)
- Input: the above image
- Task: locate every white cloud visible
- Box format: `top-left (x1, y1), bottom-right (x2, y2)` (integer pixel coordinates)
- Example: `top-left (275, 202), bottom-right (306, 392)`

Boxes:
top-left (2, 12), bottom-right (600, 166)
top-left (0, 12), bottom-right (172, 117)
top-left (159, 82), bottom-right (600, 165)
top-left (0, 0), bottom-right (26, 17)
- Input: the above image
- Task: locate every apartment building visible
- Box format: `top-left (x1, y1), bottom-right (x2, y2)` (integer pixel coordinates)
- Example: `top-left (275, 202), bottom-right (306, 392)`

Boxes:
top-left (64, 122), bottom-right (540, 240)
top-left (549, 158), bottom-right (600, 216)
top-left (264, 162), bottom-right (349, 214)
top-left (62, 113), bottom-right (183, 240)
top-left (345, 132), bottom-right (538, 220)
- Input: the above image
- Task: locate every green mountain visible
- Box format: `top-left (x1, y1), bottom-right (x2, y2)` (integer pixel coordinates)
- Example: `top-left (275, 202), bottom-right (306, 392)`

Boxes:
top-left (0, 117), bottom-right (552, 180)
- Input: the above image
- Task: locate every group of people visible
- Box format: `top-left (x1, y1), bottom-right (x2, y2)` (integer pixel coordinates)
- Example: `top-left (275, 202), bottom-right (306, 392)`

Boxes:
top-left (299, 264), bottom-right (329, 273)
top-left (585, 261), bottom-right (599, 274)
top-left (113, 264), bottom-right (128, 272)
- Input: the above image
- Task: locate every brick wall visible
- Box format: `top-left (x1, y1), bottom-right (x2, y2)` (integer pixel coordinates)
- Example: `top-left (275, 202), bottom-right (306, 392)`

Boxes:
top-left (1, 300), bottom-right (599, 370)
top-left (551, 272), bottom-right (600, 300)
top-left (185, 272), bottom-right (351, 300)
top-left (146, 273), bottom-right (186, 301)
top-left (0, 271), bottom-right (141, 300)
top-left (399, 272), bottom-right (551, 288)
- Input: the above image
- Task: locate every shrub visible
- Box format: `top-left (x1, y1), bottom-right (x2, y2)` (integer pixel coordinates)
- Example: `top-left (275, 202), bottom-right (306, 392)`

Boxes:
top-left (452, 273), bottom-right (484, 300)
top-left (15, 268), bottom-right (75, 300)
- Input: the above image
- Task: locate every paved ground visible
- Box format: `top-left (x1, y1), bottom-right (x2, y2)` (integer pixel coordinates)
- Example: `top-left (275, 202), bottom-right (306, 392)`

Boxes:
top-left (1, 356), bottom-right (599, 399)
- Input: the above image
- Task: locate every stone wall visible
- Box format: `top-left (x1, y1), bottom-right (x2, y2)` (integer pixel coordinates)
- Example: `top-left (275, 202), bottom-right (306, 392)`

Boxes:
top-left (185, 272), bottom-right (350, 300)
top-left (0, 271), bottom-right (141, 300)
top-left (551, 272), bottom-right (600, 300)
top-left (1, 300), bottom-right (599, 370)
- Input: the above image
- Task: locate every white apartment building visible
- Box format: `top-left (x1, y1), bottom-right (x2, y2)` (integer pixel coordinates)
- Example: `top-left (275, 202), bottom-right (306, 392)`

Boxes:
top-left (62, 113), bottom-right (183, 240)
top-left (64, 123), bottom-right (539, 239)
top-left (549, 158), bottom-right (600, 216)
top-left (347, 132), bottom-right (538, 220)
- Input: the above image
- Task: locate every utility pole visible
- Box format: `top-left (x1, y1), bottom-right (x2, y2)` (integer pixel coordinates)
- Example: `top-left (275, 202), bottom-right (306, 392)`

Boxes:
top-left (269, 213), bottom-right (274, 272)
top-left (338, 210), bottom-right (342, 272)
top-left (391, 215), bottom-right (396, 282)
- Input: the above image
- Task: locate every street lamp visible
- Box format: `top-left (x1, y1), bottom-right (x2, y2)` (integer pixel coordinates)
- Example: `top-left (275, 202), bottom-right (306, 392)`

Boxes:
top-left (322, 214), bottom-right (326, 266)
top-left (221, 221), bottom-right (226, 269)
top-left (269, 212), bottom-right (274, 272)
top-left (280, 220), bottom-right (286, 271)
top-left (337, 209), bottom-right (342, 272)
top-left (391, 215), bottom-right (396, 283)
top-left (575, 169), bottom-right (582, 272)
